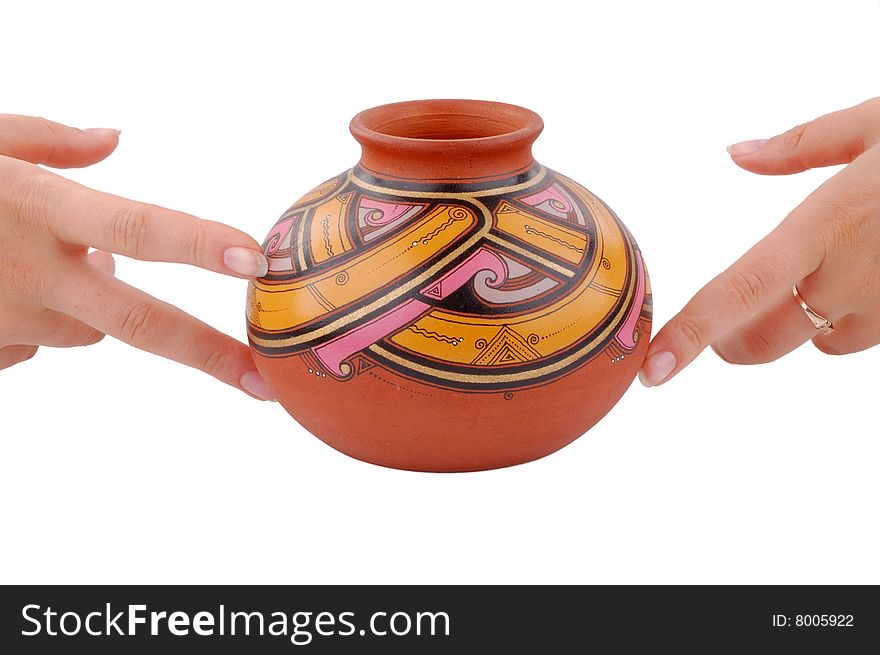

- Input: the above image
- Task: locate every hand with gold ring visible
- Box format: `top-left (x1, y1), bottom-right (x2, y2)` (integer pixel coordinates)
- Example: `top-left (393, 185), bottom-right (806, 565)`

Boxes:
top-left (640, 98), bottom-right (880, 386)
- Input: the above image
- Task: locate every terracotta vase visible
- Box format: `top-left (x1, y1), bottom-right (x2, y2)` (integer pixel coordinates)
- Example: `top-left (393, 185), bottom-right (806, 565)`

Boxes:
top-left (246, 100), bottom-right (652, 472)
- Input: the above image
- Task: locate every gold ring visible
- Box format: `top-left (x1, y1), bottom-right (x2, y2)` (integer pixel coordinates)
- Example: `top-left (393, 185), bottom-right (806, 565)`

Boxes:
top-left (792, 284), bottom-right (834, 335)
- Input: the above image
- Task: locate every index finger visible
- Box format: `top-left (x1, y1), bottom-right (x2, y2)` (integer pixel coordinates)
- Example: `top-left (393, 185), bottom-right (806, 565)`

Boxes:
top-left (729, 97), bottom-right (880, 175)
top-left (43, 174), bottom-right (268, 278)
top-left (639, 212), bottom-right (823, 386)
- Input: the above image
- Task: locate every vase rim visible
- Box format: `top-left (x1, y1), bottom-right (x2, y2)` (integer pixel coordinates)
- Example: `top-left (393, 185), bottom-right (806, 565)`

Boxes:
top-left (350, 99), bottom-right (544, 183)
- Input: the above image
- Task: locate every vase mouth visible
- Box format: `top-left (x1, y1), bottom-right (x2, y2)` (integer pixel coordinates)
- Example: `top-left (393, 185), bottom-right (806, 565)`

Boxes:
top-left (350, 99), bottom-right (544, 183)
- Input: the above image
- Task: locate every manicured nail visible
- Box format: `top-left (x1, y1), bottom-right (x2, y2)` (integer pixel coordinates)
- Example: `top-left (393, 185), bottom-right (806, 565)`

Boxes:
top-left (224, 247), bottom-right (268, 277)
top-left (638, 350), bottom-right (677, 387)
top-left (240, 370), bottom-right (276, 401)
top-left (727, 139), bottom-right (768, 157)
top-left (84, 128), bottom-right (121, 138)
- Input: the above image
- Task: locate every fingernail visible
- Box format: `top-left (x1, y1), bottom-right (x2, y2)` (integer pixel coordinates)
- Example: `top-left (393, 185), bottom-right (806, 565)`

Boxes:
top-left (727, 139), bottom-right (768, 157)
top-left (240, 370), bottom-right (276, 401)
top-left (84, 128), bottom-right (121, 138)
top-left (224, 247), bottom-right (268, 277)
top-left (638, 350), bottom-right (677, 387)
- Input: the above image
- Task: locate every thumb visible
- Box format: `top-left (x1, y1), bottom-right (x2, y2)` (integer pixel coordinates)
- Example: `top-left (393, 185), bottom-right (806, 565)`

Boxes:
top-left (0, 114), bottom-right (120, 168)
top-left (727, 97), bottom-right (880, 175)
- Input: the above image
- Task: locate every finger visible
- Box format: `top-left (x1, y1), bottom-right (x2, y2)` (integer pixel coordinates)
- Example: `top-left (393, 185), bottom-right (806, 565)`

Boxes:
top-left (711, 276), bottom-right (836, 365)
top-left (813, 313), bottom-right (880, 356)
top-left (36, 312), bottom-right (106, 347)
top-left (727, 97), bottom-right (880, 175)
top-left (7, 310), bottom-right (105, 348)
top-left (0, 345), bottom-right (38, 370)
top-left (639, 218), bottom-right (823, 386)
top-left (47, 179), bottom-right (268, 278)
top-left (87, 249), bottom-right (116, 276)
top-left (0, 114), bottom-right (120, 168)
top-left (50, 266), bottom-right (275, 400)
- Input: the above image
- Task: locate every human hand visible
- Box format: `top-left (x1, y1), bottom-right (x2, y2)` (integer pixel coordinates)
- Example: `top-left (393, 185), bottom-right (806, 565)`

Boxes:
top-left (0, 114), bottom-right (274, 400)
top-left (639, 98), bottom-right (880, 386)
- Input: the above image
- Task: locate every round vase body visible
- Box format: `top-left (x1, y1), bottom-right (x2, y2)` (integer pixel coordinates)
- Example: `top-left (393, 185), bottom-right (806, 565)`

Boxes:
top-left (246, 100), bottom-right (652, 471)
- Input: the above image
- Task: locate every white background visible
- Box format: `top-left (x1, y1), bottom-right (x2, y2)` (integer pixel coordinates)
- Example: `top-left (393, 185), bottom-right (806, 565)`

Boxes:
top-left (1, 0), bottom-right (877, 584)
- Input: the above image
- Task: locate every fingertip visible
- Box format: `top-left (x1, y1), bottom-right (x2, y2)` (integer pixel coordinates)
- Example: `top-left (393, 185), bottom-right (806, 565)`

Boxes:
top-left (44, 139), bottom-right (119, 169)
top-left (74, 128), bottom-right (121, 167)
top-left (44, 124), bottom-right (121, 168)
top-left (201, 221), bottom-right (267, 277)
top-left (638, 349), bottom-right (677, 387)
top-left (240, 370), bottom-right (277, 401)
top-left (223, 246), bottom-right (268, 278)
top-left (83, 128), bottom-right (122, 140)
top-left (0, 115), bottom-right (121, 168)
top-left (87, 249), bottom-right (116, 276)
top-left (727, 139), bottom-right (784, 174)
top-left (727, 139), bottom-right (769, 158)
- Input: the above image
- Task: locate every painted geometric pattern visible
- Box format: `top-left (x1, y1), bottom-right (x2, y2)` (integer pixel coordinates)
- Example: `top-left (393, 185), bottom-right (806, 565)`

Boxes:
top-left (247, 165), bottom-right (652, 391)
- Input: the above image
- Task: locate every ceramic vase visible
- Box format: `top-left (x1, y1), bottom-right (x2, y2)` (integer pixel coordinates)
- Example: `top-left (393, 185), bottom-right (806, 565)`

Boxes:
top-left (246, 100), bottom-right (652, 471)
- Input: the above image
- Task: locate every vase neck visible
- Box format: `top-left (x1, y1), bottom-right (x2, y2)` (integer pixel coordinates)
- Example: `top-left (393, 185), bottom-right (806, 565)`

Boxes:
top-left (349, 99), bottom-right (543, 184)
